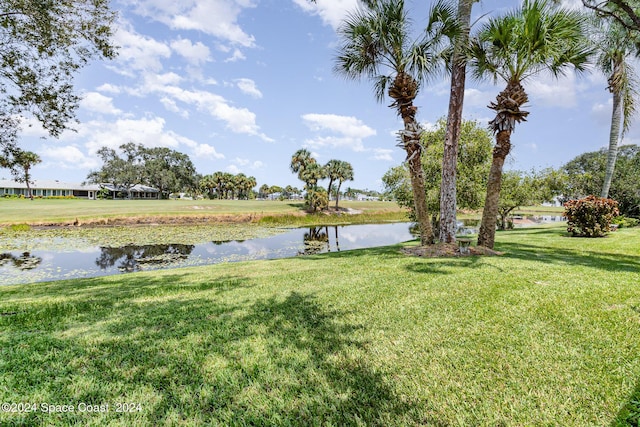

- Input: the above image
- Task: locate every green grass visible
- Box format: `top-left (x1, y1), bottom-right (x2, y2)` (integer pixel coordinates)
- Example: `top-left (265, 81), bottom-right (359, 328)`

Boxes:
top-left (0, 198), bottom-right (406, 226)
top-left (1, 225), bottom-right (639, 426)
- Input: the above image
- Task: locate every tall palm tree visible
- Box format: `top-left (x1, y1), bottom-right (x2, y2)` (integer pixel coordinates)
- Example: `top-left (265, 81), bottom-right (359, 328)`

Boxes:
top-left (471, 0), bottom-right (592, 249)
top-left (334, 0), bottom-right (457, 245)
top-left (290, 149), bottom-right (315, 176)
top-left (595, 20), bottom-right (639, 198)
top-left (440, 0), bottom-right (477, 244)
top-left (324, 159), bottom-right (342, 201)
top-left (334, 161), bottom-right (354, 209)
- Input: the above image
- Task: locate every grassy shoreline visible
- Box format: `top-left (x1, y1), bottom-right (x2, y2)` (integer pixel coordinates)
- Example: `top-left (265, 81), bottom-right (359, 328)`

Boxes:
top-left (1, 224), bottom-right (639, 425)
top-left (0, 198), bottom-right (407, 227)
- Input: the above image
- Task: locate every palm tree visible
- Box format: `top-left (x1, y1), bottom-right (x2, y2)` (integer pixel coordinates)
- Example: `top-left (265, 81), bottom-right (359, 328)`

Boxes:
top-left (334, 161), bottom-right (354, 209)
top-left (290, 149), bottom-right (315, 175)
top-left (324, 159), bottom-right (342, 201)
top-left (199, 174), bottom-right (215, 199)
top-left (471, 0), bottom-right (591, 249)
top-left (595, 20), bottom-right (639, 198)
top-left (440, 0), bottom-right (477, 243)
top-left (334, 0), bottom-right (457, 245)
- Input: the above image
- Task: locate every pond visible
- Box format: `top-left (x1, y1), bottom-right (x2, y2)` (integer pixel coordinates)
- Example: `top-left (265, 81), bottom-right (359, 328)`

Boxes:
top-left (0, 222), bottom-right (416, 286)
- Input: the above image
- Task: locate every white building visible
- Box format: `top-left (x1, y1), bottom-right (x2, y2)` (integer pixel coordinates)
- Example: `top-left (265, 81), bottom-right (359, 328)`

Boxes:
top-left (0, 179), bottom-right (101, 199)
top-left (0, 179), bottom-right (160, 199)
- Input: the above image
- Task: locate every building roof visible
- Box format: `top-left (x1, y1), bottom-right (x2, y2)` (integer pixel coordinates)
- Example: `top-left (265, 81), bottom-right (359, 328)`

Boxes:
top-left (100, 183), bottom-right (159, 193)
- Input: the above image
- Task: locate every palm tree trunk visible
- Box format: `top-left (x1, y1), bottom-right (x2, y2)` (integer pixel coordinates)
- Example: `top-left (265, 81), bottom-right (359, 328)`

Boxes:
top-left (601, 89), bottom-right (622, 198)
top-left (335, 182), bottom-right (342, 208)
top-left (477, 130), bottom-right (511, 248)
top-left (392, 72), bottom-right (434, 245)
top-left (406, 136), bottom-right (434, 245)
top-left (439, 0), bottom-right (474, 244)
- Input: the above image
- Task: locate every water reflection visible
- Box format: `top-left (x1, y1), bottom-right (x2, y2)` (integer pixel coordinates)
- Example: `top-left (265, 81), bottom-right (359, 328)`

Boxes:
top-left (1, 222), bottom-right (416, 286)
top-left (95, 244), bottom-right (195, 272)
top-left (0, 252), bottom-right (42, 270)
top-left (300, 227), bottom-right (330, 255)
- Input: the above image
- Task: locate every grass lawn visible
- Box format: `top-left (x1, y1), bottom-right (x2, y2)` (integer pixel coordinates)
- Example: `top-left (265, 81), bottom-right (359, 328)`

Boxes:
top-left (1, 224), bottom-right (639, 426)
top-left (0, 198), bottom-right (406, 226)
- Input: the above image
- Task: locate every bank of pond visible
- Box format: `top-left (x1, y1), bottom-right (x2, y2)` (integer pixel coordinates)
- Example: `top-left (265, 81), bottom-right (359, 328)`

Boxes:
top-left (0, 216), bottom-right (565, 286)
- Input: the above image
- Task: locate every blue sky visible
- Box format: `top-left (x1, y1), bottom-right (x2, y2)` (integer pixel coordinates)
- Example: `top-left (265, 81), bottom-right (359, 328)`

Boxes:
top-left (9, 0), bottom-right (634, 192)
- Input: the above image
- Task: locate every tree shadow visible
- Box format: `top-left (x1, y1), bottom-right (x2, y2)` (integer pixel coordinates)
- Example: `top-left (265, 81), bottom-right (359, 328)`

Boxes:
top-left (294, 243), bottom-right (411, 262)
top-left (1, 280), bottom-right (440, 425)
top-left (404, 255), bottom-right (497, 275)
top-left (611, 380), bottom-right (640, 427)
top-left (497, 241), bottom-right (640, 273)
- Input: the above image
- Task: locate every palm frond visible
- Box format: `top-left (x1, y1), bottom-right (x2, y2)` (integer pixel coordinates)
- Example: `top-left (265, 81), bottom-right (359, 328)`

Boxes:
top-left (621, 60), bottom-right (639, 136)
top-left (471, 0), bottom-right (592, 85)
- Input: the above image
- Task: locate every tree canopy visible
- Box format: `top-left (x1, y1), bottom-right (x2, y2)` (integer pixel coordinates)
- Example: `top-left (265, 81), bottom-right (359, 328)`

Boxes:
top-left (382, 118), bottom-right (492, 224)
top-left (0, 0), bottom-right (117, 155)
top-left (86, 143), bottom-right (197, 199)
top-left (563, 144), bottom-right (640, 217)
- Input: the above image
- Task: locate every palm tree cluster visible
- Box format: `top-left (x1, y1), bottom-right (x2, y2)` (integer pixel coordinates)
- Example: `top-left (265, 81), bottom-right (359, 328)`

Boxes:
top-left (335, 0), bottom-right (458, 245)
top-left (290, 149), bottom-right (354, 211)
top-left (335, 0), bottom-right (632, 249)
top-left (257, 184), bottom-right (302, 200)
top-left (199, 171), bottom-right (257, 200)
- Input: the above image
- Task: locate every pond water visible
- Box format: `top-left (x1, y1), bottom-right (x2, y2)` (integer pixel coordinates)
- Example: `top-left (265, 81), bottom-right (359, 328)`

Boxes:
top-left (0, 222), bottom-right (416, 286)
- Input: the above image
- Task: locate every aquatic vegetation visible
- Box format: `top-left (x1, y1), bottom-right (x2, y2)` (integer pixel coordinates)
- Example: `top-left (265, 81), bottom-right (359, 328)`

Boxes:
top-left (0, 224), bottom-right (283, 252)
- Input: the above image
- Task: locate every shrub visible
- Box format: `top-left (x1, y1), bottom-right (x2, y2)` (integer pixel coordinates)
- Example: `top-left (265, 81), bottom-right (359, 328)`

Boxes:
top-left (564, 196), bottom-right (619, 237)
top-left (305, 188), bottom-right (328, 212)
top-left (9, 224), bottom-right (31, 232)
top-left (612, 215), bottom-right (640, 228)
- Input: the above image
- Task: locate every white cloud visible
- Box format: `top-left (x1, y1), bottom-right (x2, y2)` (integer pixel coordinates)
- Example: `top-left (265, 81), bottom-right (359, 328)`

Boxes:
top-left (40, 145), bottom-right (99, 170)
top-left (302, 113), bottom-right (376, 138)
top-left (226, 164), bottom-right (241, 174)
top-left (130, 83), bottom-right (272, 141)
top-left (302, 113), bottom-right (377, 152)
top-left (59, 117), bottom-right (195, 155)
top-left (224, 48), bottom-right (246, 62)
top-left (160, 97), bottom-right (189, 118)
top-left (233, 158), bottom-right (264, 169)
top-left (464, 88), bottom-right (493, 109)
top-left (131, 0), bottom-right (256, 47)
top-left (80, 92), bottom-right (122, 115)
top-left (292, 0), bottom-right (360, 30)
top-left (235, 78), bottom-right (262, 98)
top-left (527, 72), bottom-right (578, 108)
top-left (170, 38), bottom-right (211, 65)
top-left (193, 143), bottom-right (225, 159)
top-left (96, 83), bottom-right (121, 94)
top-left (371, 148), bottom-right (394, 161)
top-left (112, 25), bottom-right (171, 74)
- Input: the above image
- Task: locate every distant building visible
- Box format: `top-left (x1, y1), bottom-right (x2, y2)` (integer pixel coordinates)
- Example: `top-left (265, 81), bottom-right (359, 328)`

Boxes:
top-left (355, 193), bottom-right (379, 201)
top-left (99, 183), bottom-right (160, 199)
top-left (0, 179), bottom-right (160, 200)
top-left (0, 179), bottom-right (100, 199)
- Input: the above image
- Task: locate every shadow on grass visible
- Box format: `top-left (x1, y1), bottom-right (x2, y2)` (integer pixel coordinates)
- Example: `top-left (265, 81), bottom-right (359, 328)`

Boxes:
top-left (611, 380), bottom-right (640, 427)
top-left (496, 240), bottom-right (640, 273)
top-left (293, 243), bottom-right (410, 262)
top-left (1, 276), bottom-right (439, 426)
top-left (403, 255), bottom-right (495, 275)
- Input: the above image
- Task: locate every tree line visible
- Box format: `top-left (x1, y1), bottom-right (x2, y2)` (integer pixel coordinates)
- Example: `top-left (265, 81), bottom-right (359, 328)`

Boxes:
top-left (383, 118), bottom-right (640, 229)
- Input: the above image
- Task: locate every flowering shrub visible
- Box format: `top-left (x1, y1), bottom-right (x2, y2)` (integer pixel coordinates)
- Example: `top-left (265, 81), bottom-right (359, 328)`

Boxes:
top-left (564, 196), bottom-right (619, 237)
